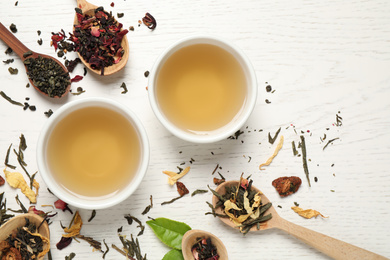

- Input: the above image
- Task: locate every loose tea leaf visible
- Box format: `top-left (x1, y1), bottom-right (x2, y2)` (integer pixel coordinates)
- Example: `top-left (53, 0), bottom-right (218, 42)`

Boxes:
top-left (0, 91), bottom-right (23, 107)
top-left (120, 82), bottom-right (128, 94)
top-left (114, 231), bottom-right (147, 260)
top-left (88, 209), bottom-right (96, 222)
top-left (292, 141), bottom-right (299, 156)
top-left (208, 176), bottom-right (273, 234)
top-left (268, 127), bottom-right (281, 144)
top-left (141, 195), bottom-right (153, 215)
top-left (161, 195), bottom-right (184, 206)
top-left (323, 137), bottom-right (339, 150)
top-left (191, 237), bottom-right (219, 259)
top-left (191, 189), bottom-right (208, 197)
top-left (65, 252), bottom-right (76, 260)
top-left (124, 214), bottom-right (145, 236)
top-left (300, 135), bottom-right (311, 187)
top-left (71, 7), bottom-right (129, 75)
top-left (24, 56), bottom-right (70, 98)
top-left (9, 23), bottom-right (17, 33)
top-left (146, 217), bottom-right (191, 250)
top-left (4, 143), bottom-right (16, 169)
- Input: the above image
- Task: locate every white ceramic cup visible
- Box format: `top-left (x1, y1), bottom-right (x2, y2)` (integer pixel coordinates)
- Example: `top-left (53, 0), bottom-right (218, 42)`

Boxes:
top-left (148, 35), bottom-right (257, 143)
top-left (36, 98), bottom-right (149, 209)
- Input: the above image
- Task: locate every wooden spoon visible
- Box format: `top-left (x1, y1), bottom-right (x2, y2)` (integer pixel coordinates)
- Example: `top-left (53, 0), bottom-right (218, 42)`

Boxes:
top-left (212, 181), bottom-right (387, 260)
top-left (74, 0), bottom-right (129, 76)
top-left (0, 213), bottom-right (50, 260)
top-left (182, 229), bottom-right (228, 260)
top-left (0, 23), bottom-right (71, 98)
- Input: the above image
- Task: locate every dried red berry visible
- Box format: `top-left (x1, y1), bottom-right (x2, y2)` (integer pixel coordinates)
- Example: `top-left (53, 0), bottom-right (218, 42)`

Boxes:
top-left (272, 176), bottom-right (302, 197)
top-left (176, 181), bottom-right (189, 196)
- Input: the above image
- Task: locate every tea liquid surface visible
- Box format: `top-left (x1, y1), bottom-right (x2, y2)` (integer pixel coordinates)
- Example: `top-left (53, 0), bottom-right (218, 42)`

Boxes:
top-left (156, 44), bottom-right (247, 134)
top-left (47, 107), bottom-right (140, 197)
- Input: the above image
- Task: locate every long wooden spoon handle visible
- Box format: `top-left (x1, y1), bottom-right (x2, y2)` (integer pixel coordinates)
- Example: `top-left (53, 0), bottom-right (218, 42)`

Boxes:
top-left (0, 22), bottom-right (30, 59)
top-left (276, 217), bottom-right (387, 260)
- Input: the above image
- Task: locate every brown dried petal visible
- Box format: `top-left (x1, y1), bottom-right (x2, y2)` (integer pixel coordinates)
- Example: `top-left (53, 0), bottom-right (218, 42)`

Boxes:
top-left (0, 175), bottom-right (5, 186)
top-left (272, 176), bottom-right (302, 197)
top-left (2, 247), bottom-right (22, 260)
top-left (176, 181), bottom-right (189, 196)
top-left (0, 241), bottom-right (11, 252)
top-left (142, 13), bottom-right (157, 30)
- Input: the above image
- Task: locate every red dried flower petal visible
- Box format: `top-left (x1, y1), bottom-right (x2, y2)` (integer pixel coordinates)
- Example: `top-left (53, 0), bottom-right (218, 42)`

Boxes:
top-left (56, 236), bottom-right (73, 250)
top-left (54, 199), bottom-right (73, 214)
top-left (70, 75), bottom-right (83, 83)
top-left (0, 175), bottom-right (5, 186)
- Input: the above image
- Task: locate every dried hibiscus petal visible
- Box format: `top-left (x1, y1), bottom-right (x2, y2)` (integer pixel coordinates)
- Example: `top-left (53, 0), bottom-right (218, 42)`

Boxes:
top-left (54, 199), bottom-right (73, 214)
top-left (70, 75), bottom-right (83, 83)
top-left (142, 12), bottom-right (157, 30)
top-left (56, 236), bottom-right (73, 250)
top-left (176, 181), bottom-right (189, 196)
top-left (272, 176), bottom-right (302, 197)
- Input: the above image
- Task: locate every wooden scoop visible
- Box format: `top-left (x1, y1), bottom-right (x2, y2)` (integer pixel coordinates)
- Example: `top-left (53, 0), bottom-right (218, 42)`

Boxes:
top-left (74, 0), bottom-right (129, 76)
top-left (212, 180), bottom-right (387, 260)
top-left (0, 213), bottom-right (50, 260)
top-left (182, 229), bottom-right (228, 260)
top-left (0, 22), bottom-right (70, 98)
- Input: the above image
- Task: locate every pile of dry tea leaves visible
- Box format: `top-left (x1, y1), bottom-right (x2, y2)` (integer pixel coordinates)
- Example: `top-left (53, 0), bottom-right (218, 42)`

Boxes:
top-left (0, 217), bottom-right (50, 259)
top-left (207, 176), bottom-right (272, 234)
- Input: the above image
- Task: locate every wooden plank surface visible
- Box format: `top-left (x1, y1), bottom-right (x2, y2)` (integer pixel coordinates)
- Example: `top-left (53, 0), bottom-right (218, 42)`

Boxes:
top-left (0, 0), bottom-right (389, 259)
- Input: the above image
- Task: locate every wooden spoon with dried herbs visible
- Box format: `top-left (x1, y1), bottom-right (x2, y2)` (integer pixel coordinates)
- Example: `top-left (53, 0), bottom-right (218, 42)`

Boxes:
top-left (0, 23), bottom-right (71, 98)
top-left (74, 0), bottom-right (129, 76)
top-left (181, 229), bottom-right (228, 260)
top-left (0, 213), bottom-right (50, 260)
top-left (211, 180), bottom-right (387, 260)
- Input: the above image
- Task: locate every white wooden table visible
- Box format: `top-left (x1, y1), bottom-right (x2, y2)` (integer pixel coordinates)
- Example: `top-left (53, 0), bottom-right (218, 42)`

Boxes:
top-left (1, 0), bottom-right (389, 259)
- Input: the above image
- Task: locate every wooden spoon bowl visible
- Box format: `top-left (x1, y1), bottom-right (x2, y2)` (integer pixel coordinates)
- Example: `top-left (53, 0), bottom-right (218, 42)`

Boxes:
top-left (212, 180), bottom-right (387, 260)
top-left (182, 229), bottom-right (228, 260)
top-left (0, 213), bottom-right (50, 260)
top-left (0, 23), bottom-right (70, 98)
top-left (74, 0), bottom-right (129, 76)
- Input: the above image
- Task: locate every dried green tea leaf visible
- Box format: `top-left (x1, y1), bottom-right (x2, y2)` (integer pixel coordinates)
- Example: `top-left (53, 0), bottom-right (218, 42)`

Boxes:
top-left (120, 82), bottom-right (128, 94)
top-left (4, 143), bottom-right (16, 169)
top-left (88, 209), bottom-right (96, 222)
top-left (300, 135), bottom-right (311, 187)
top-left (268, 127), bottom-right (281, 144)
top-left (0, 91), bottom-right (23, 107)
top-left (323, 137), bottom-right (339, 150)
top-left (191, 189), bottom-right (208, 197)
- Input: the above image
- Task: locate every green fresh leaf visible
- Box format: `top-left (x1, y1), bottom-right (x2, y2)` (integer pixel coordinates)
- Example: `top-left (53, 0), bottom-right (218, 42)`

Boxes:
top-left (146, 217), bottom-right (191, 250)
top-left (162, 249), bottom-right (184, 260)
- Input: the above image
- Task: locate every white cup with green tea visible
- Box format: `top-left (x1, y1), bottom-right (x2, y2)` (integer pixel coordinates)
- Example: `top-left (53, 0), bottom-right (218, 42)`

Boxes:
top-left (37, 97), bottom-right (149, 209)
top-left (148, 35), bottom-right (257, 143)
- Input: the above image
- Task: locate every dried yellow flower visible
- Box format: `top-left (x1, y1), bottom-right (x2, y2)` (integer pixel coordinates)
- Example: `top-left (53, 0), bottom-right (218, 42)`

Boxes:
top-left (259, 135), bottom-right (284, 170)
top-left (162, 166), bottom-right (190, 185)
top-left (4, 168), bottom-right (37, 203)
top-left (291, 206), bottom-right (327, 219)
top-left (63, 211), bottom-right (83, 237)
